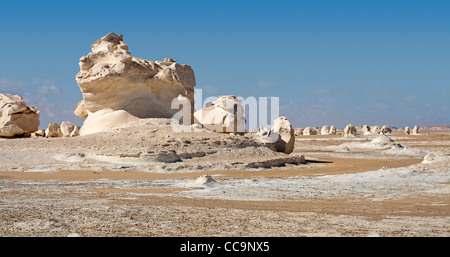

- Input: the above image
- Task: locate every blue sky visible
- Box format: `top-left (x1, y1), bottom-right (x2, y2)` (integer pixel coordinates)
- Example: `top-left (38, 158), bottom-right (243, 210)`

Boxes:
top-left (0, 0), bottom-right (449, 129)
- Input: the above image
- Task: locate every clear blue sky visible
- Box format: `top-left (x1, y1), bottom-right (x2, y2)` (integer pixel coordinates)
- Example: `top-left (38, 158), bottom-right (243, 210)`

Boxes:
top-left (1, 0), bottom-right (449, 129)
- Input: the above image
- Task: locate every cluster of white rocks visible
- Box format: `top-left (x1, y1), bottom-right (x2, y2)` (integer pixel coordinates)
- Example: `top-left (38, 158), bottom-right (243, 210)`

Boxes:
top-left (0, 94), bottom-right (40, 137)
top-left (293, 123), bottom-right (421, 137)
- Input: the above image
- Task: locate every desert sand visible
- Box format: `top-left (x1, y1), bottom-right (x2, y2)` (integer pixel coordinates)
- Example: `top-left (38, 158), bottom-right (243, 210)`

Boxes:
top-left (0, 129), bottom-right (448, 237)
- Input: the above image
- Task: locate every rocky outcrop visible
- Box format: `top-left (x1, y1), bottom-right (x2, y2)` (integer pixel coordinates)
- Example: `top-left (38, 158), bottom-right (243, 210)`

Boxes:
top-left (404, 126), bottom-right (411, 135)
top-left (294, 128), bottom-right (303, 136)
top-left (320, 126), bottom-right (330, 135)
top-left (271, 116), bottom-right (295, 154)
top-left (344, 124), bottom-right (357, 137)
top-left (329, 125), bottom-right (336, 135)
top-left (61, 121), bottom-right (80, 137)
top-left (412, 125), bottom-right (419, 135)
top-left (256, 116), bottom-right (295, 154)
top-left (380, 125), bottom-right (392, 135)
top-left (45, 123), bottom-right (63, 137)
top-left (362, 125), bottom-right (370, 133)
top-left (79, 108), bottom-right (140, 135)
top-left (303, 127), bottom-right (317, 135)
top-left (75, 33), bottom-right (196, 122)
top-left (193, 95), bottom-right (245, 133)
top-left (0, 93), bottom-right (40, 137)
top-left (371, 125), bottom-right (381, 135)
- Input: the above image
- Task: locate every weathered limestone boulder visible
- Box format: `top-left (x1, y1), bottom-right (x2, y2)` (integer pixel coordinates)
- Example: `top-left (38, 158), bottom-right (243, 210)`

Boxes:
top-left (193, 95), bottom-right (245, 133)
top-left (75, 32), bottom-right (196, 121)
top-left (61, 121), bottom-right (80, 137)
top-left (45, 123), bottom-right (63, 137)
top-left (271, 116), bottom-right (295, 154)
top-left (320, 126), bottom-right (330, 135)
top-left (0, 93), bottom-right (40, 137)
top-left (371, 125), bottom-right (381, 135)
top-left (294, 127), bottom-right (303, 136)
top-left (303, 127), bottom-right (316, 135)
top-left (412, 125), bottom-right (419, 135)
top-left (404, 126), bottom-right (411, 135)
top-left (329, 125), bottom-right (336, 135)
top-left (344, 124), bottom-right (357, 137)
top-left (380, 125), bottom-right (392, 135)
top-left (74, 100), bottom-right (88, 119)
top-left (362, 125), bottom-right (370, 133)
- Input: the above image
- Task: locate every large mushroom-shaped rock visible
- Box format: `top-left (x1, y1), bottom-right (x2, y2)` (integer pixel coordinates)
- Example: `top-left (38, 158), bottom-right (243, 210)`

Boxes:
top-left (412, 125), bottom-right (419, 135)
top-left (0, 93), bottom-right (40, 137)
top-left (193, 95), bottom-right (245, 133)
top-left (344, 124), bottom-right (357, 137)
top-left (271, 116), bottom-right (295, 154)
top-left (75, 33), bottom-right (196, 121)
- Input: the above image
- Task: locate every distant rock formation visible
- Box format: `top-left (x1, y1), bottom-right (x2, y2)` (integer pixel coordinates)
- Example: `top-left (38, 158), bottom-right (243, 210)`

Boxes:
top-left (404, 126), bottom-right (411, 135)
top-left (380, 125), bottom-right (392, 135)
top-left (75, 32), bottom-right (196, 122)
top-left (303, 127), bottom-right (317, 135)
top-left (0, 93), bottom-right (40, 137)
top-left (193, 95), bottom-right (245, 133)
top-left (294, 127), bottom-right (303, 136)
top-left (329, 125), bottom-right (336, 135)
top-left (362, 125), bottom-right (370, 133)
top-left (371, 125), bottom-right (381, 135)
top-left (344, 124), bottom-right (357, 137)
top-left (412, 125), bottom-right (419, 135)
top-left (320, 126), bottom-right (330, 135)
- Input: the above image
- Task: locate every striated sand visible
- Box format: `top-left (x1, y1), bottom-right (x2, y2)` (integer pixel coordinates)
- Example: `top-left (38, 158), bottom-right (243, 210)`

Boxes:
top-left (0, 128), bottom-right (449, 237)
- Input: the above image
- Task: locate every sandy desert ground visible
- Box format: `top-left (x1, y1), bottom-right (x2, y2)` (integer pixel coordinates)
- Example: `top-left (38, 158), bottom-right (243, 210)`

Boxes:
top-left (0, 122), bottom-right (449, 237)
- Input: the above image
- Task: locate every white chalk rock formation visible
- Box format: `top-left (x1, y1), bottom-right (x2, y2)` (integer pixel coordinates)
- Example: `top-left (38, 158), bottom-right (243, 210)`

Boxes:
top-left (60, 121), bottom-right (80, 137)
top-left (412, 125), bottom-right (419, 135)
top-left (79, 109), bottom-right (140, 135)
top-left (320, 126), bottom-right (330, 135)
top-left (303, 127), bottom-right (317, 135)
top-left (404, 126), bottom-right (411, 135)
top-left (329, 125), bottom-right (336, 135)
top-left (75, 33), bottom-right (196, 120)
top-left (362, 125), bottom-right (371, 133)
top-left (45, 123), bottom-right (63, 137)
top-left (193, 95), bottom-right (245, 133)
top-left (344, 124), bottom-right (357, 137)
top-left (294, 127), bottom-right (303, 136)
top-left (371, 125), bottom-right (381, 135)
top-left (370, 135), bottom-right (395, 146)
top-left (181, 175), bottom-right (219, 188)
top-left (271, 116), bottom-right (295, 154)
top-left (0, 93), bottom-right (40, 137)
top-left (380, 125), bottom-right (392, 135)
